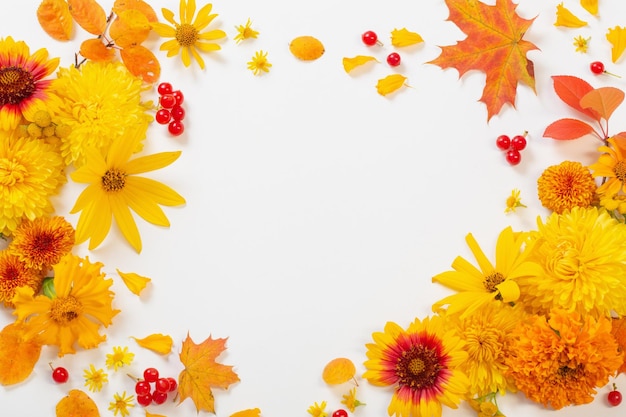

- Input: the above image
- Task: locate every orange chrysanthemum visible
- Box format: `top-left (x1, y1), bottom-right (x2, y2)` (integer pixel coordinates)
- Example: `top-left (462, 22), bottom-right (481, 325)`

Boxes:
top-left (0, 250), bottom-right (43, 307)
top-left (537, 160), bottom-right (597, 214)
top-left (9, 215), bottom-right (75, 271)
top-left (505, 309), bottom-right (622, 409)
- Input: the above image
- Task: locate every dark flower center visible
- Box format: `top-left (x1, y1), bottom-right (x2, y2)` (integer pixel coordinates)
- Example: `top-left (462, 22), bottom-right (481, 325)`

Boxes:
top-left (0, 67), bottom-right (36, 106)
top-left (102, 169), bottom-right (126, 192)
top-left (395, 345), bottom-right (442, 390)
top-left (176, 23), bottom-right (199, 47)
top-left (483, 272), bottom-right (505, 293)
top-left (614, 160), bottom-right (626, 183)
top-left (50, 295), bottom-right (83, 324)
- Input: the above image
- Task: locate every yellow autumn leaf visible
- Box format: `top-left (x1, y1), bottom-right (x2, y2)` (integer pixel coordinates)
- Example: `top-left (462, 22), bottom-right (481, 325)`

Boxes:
top-left (289, 36), bottom-right (325, 61)
top-left (56, 389), bottom-right (100, 417)
top-left (110, 9), bottom-right (151, 48)
top-left (390, 28), bottom-right (424, 47)
top-left (131, 333), bottom-right (173, 355)
top-left (37, 0), bottom-right (73, 41)
top-left (230, 408), bottom-right (261, 417)
top-left (0, 322), bottom-right (42, 385)
top-left (342, 55), bottom-right (378, 73)
top-left (376, 74), bottom-right (408, 96)
top-left (607, 26), bottom-right (626, 63)
top-left (554, 3), bottom-right (587, 28)
top-left (322, 357), bottom-right (356, 385)
top-left (113, 0), bottom-right (159, 23)
top-left (580, 0), bottom-right (598, 15)
top-left (117, 269), bottom-right (151, 295)
top-left (80, 38), bottom-right (116, 63)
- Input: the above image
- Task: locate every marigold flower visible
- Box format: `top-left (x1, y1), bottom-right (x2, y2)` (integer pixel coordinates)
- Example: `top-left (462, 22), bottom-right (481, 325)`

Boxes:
top-left (554, 3), bottom-right (587, 28)
top-left (590, 137), bottom-right (626, 197)
top-left (537, 160), bottom-right (597, 213)
top-left (12, 254), bottom-right (119, 356)
top-left (573, 35), bottom-right (590, 53)
top-left (106, 346), bottom-right (134, 371)
top-left (247, 50), bottom-right (272, 75)
top-left (307, 401), bottom-right (327, 417)
top-left (504, 188), bottom-right (526, 213)
top-left (83, 364), bottom-right (108, 392)
top-left (363, 316), bottom-right (469, 417)
top-left (108, 391), bottom-right (134, 417)
top-left (0, 36), bottom-right (59, 131)
top-left (151, 0), bottom-right (227, 69)
top-left (234, 18), bottom-right (259, 44)
top-left (505, 309), bottom-right (622, 409)
top-left (8, 215), bottom-right (75, 271)
top-left (0, 250), bottom-right (42, 308)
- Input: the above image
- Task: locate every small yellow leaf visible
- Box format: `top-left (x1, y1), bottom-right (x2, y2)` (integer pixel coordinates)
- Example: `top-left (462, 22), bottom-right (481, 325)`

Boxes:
top-left (0, 322), bottom-right (42, 385)
top-left (120, 44), bottom-right (161, 83)
top-left (607, 26), bottom-right (626, 63)
top-left (289, 36), bottom-right (325, 61)
top-left (390, 28), bottom-right (424, 47)
top-left (110, 9), bottom-right (151, 48)
top-left (554, 3), bottom-right (587, 28)
top-left (580, 0), bottom-right (598, 15)
top-left (342, 55), bottom-right (378, 73)
top-left (230, 408), bottom-right (261, 417)
top-left (117, 269), bottom-right (151, 295)
top-left (56, 389), bottom-right (100, 417)
top-left (37, 0), bottom-right (73, 41)
top-left (80, 38), bottom-right (116, 62)
top-left (68, 0), bottom-right (107, 35)
top-left (376, 74), bottom-right (408, 96)
top-left (322, 357), bottom-right (356, 385)
top-left (131, 333), bottom-right (173, 355)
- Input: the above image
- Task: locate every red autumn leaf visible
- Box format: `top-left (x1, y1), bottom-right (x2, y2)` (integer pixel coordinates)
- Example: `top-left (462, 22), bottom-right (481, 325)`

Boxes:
top-left (551, 75), bottom-right (600, 121)
top-left (542, 118), bottom-right (596, 140)
top-left (178, 333), bottom-right (240, 413)
top-left (428, 0), bottom-right (538, 121)
top-left (579, 87), bottom-right (625, 121)
top-left (68, 0), bottom-right (107, 35)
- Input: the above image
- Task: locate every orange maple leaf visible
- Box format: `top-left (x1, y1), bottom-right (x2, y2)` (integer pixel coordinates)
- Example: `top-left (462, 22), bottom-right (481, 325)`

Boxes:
top-left (178, 333), bottom-right (240, 413)
top-left (429, 0), bottom-right (539, 120)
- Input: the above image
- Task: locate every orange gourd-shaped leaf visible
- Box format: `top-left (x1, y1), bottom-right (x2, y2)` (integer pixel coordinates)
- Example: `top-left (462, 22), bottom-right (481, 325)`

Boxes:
top-left (79, 38), bottom-right (115, 62)
top-left (178, 333), bottom-right (240, 413)
top-left (543, 118), bottom-right (595, 140)
top-left (428, 0), bottom-right (538, 121)
top-left (113, 0), bottom-right (158, 23)
top-left (110, 9), bottom-right (151, 48)
top-left (56, 389), bottom-right (100, 417)
top-left (376, 74), bottom-right (408, 96)
top-left (37, 0), bottom-right (73, 41)
top-left (551, 75), bottom-right (600, 121)
top-left (579, 87), bottom-right (625, 121)
top-left (322, 357), bottom-right (356, 384)
top-left (68, 0), bottom-right (107, 35)
top-left (0, 322), bottom-right (42, 385)
top-left (120, 44), bottom-right (160, 83)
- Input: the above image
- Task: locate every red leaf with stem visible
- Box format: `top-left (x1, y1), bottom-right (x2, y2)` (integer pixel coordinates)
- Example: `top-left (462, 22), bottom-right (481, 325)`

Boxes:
top-left (543, 118), bottom-right (597, 140)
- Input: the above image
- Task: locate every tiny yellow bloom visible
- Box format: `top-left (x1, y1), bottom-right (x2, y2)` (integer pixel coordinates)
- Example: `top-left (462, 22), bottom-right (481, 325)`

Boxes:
top-left (117, 270), bottom-right (151, 296)
top-left (108, 391), bottom-right (134, 417)
top-left (505, 189), bottom-right (527, 213)
top-left (234, 18), bottom-right (259, 44)
top-left (555, 3), bottom-right (587, 28)
top-left (83, 364), bottom-right (108, 392)
top-left (341, 387), bottom-right (365, 412)
top-left (106, 346), bottom-right (135, 371)
top-left (307, 401), bottom-right (327, 417)
top-left (247, 50), bottom-right (272, 75)
top-left (573, 35), bottom-right (590, 53)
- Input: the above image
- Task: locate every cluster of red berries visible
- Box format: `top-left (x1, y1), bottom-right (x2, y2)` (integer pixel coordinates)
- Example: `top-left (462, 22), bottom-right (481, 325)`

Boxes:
top-left (155, 82), bottom-right (186, 136)
top-left (496, 132), bottom-right (527, 165)
top-left (361, 30), bottom-right (401, 67)
top-left (608, 383), bottom-right (623, 407)
top-left (134, 367), bottom-right (178, 406)
top-left (50, 363), bottom-right (69, 383)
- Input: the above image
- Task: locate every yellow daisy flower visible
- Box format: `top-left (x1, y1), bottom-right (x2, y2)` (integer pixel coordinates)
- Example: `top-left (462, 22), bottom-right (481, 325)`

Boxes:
top-left (12, 253), bottom-right (119, 356)
top-left (363, 316), bottom-right (469, 417)
top-left (234, 18), bottom-right (259, 44)
top-left (106, 346), bottom-right (134, 371)
top-left (151, 0), bottom-right (227, 69)
top-left (108, 391), bottom-right (134, 417)
top-left (69, 129), bottom-right (186, 253)
top-left (590, 137), bottom-right (626, 197)
top-left (504, 188), bottom-right (526, 213)
top-left (0, 36), bottom-right (59, 131)
top-left (537, 160), bottom-right (597, 214)
top-left (84, 364), bottom-right (108, 392)
top-left (307, 401), bottom-right (327, 417)
top-left (50, 61), bottom-right (151, 168)
top-left (247, 50), bottom-right (272, 75)
top-left (0, 250), bottom-right (42, 308)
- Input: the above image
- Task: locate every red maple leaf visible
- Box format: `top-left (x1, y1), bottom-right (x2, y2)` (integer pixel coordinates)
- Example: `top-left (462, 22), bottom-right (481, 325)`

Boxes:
top-left (429, 0), bottom-right (538, 120)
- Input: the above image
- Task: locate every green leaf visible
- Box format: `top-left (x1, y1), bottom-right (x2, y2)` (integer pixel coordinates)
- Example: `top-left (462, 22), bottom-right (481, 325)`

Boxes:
top-left (42, 277), bottom-right (56, 299)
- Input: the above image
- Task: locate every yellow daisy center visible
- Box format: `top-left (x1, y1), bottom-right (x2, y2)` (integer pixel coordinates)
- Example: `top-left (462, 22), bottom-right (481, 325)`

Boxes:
top-left (0, 158), bottom-right (27, 186)
top-left (396, 346), bottom-right (442, 389)
top-left (483, 272), bottom-right (505, 292)
top-left (0, 66), bottom-right (35, 106)
top-left (613, 160), bottom-right (626, 183)
top-left (102, 169), bottom-right (126, 192)
top-left (50, 295), bottom-right (83, 325)
top-left (176, 23), bottom-right (199, 47)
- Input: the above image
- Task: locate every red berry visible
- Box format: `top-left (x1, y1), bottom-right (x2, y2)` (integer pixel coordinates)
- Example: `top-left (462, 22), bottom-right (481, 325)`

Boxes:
top-left (160, 94), bottom-right (176, 109)
top-left (590, 61), bottom-right (605, 75)
top-left (171, 105), bottom-right (185, 121)
top-left (52, 366), bottom-right (69, 383)
top-left (157, 82), bottom-right (173, 95)
top-left (168, 120), bottom-right (184, 136)
top-left (172, 90), bottom-right (184, 106)
top-left (495, 134), bottom-right (511, 150)
top-left (362, 30), bottom-right (379, 46)
top-left (143, 367), bottom-right (159, 383)
top-left (155, 378), bottom-right (171, 393)
top-left (166, 377), bottom-right (178, 392)
top-left (155, 108), bottom-right (171, 124)
top-left (609, 388), bottom-right (623, 406)
top-left (511, 135), bottom-right (527, 151)
top-left (137, 393), bottom-right (152, 407)
top-left (135, 380), bottom-right (151, 396)
top-left (332, 410), bottom-right (348, 417)
top-left (386, 52), bottom-right (401, 67)
top-left (506, 149), bottom-right (521, 165)
top-left (152, 390), bottom-right (168, 405)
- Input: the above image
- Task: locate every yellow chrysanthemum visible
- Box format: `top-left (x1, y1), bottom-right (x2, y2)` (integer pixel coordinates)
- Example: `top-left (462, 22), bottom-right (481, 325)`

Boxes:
top-left (50, 61), bottom-right (151, 167)
top-left (519, 207), bottom-right (626, 317)
top-left (0, 250), bottom-right (43, 308)
top-left (0, 36), bottom-right (59, 131)
top-left (70, 129), bottom-right (186, 253)
top-left (363, 316), bottom-right (469, 417)
top-left (590, 137), bottom-right (626, 197)
top-left (8, 215), bottom-right (75, 271)
top-left (0, 130), bottom-right (66, 236)
top-left (12, 254), bottom-right (119, 356)
top-left (432, 226), bottom-right (542, 319)
top-left (151, 0), bottom-right (227, 69)
top-left (505, 309), bottom-right (622, 409)
top-left (106, 346), bottom-right (134, 371)
top-left (537, 160), bottom-right (597, 214)
top-left (84, 364), bottom-right (108, 392)
top-left (234, 18), bottom-right (259, 44)
top-left (247, 50), bottom-right (272, 76)
top-left (108, 391), bottom-right (134, 417)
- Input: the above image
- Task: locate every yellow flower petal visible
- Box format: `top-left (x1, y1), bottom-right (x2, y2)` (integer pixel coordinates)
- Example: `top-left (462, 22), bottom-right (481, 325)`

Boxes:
top-left (376, 74), bottom-right (408, 96)
top-left (495, 279), bottom-right (520, 303)
top-left (117, 270), bottom-right (151, 296)
top-left (607, 26), bottom-right (626, 63)
top-left (230, 409), bottom-right (262, 417)
top-left (555, 3), bottom-right (587, 28)
top-left (131, 333), bottom-right (173, 355)
top-left (580, 0), bottom-right (598, 15)
top-left (342, 55), bottom-right (378, 73)
top-left (390, 28), bottom-right (424, 47)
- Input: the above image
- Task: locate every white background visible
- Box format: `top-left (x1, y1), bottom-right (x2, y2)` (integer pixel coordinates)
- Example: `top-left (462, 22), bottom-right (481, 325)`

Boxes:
top-left (1, 0), bottom-right (626, 416)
